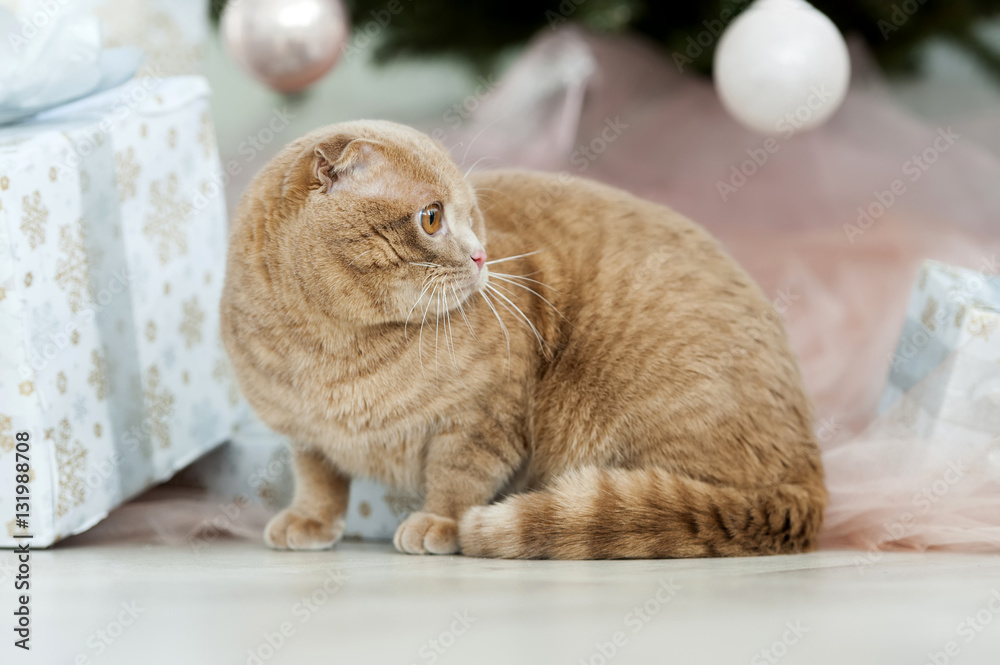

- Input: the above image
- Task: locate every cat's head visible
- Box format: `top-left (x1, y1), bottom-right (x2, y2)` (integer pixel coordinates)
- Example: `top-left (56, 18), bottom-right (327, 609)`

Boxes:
top-left (251, 120), bottom-right (488, 325)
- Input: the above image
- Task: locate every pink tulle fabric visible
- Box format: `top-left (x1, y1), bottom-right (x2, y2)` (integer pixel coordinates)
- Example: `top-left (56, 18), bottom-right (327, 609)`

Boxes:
top-left (67, 27), bottom-right (1000, 554)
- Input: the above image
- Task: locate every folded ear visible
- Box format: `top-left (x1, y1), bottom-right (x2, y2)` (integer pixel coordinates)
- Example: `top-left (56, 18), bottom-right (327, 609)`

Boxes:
top-left (313, 136), bottom-right (385, 190)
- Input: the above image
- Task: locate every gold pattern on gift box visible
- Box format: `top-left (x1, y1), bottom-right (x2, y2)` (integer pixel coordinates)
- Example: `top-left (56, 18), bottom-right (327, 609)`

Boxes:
top-left (6, 518), bottom-right (31, 538)
top-left (19, 381), bottom-right (33, 396)
top-left (89, 350), bottom-right (108, 400)
top-left (144, 365), bottom-right (175, 449)
top-left (0, 414), bottom-right (13, 453)
top-left (955, 304), bottom-right (966, 328)
top-left (94, 423), bottom-right (102, 437)
top-left (167, 127), bottom-right (177, 149)
top-left (20, 190), bottom-right (48, 249)
top-left (358, 501), bottom-right (372, 518)
top-left (0, 286), bottom-right (6, 303)
top-left (54, 418), bottom-right (88, 517)
top-left (921, 297), bottom-right (939, 332)
top-left (198, 110), bottom-right (215, 159)
top-left (141, 123), bottom-right (148, 138)
top-left (115, 147), bottom-right (141, 202)
top-left (56, 222), bottom-right (93, 314)
top-left (0, 175), bottom-right (8, 189)
top-left (146, 321), bottom-right (157, 342)
top-left (164, 282), bottom-right (171, 295)
top-left (182, 370), bottom-right (190, 385)
top-left (144, 173), bottom-right (192, 264)
top-left (24, 272), bottom-right (32, 287)
top-left (967, 311), bottom-right (999, 341)
top-left (71, 330), bottom-right (80, 345)
top-left (56, 372), bottom-right (67, 395)
top-left (49, 167), bottom-right (58, 182)
top-left (180, 297), bottom-right (205, 348)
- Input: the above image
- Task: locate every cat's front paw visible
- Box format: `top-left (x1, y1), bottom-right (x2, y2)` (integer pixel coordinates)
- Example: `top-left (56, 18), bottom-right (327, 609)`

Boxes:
top-left (393, 511), bottom-right (459, 555)
top-left (265, 509), bottom-right (345, 551)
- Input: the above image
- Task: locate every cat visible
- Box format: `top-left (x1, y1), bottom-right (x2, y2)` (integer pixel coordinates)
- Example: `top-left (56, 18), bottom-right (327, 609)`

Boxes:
top-left (220, 119), bottom-right (826, 559)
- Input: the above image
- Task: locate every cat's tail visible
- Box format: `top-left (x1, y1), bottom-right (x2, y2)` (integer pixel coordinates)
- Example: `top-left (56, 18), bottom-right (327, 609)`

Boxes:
top-left (458, 467), bottom-right (826, 559)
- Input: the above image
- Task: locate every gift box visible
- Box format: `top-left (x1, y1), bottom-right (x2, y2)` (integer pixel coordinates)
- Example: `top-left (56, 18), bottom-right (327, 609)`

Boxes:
top-left (178, 405), bottom-right (421, 542)
top-left (879, 259), bottom-right (1000, 443)
top-left (0, 75), bottom-right (235, 547)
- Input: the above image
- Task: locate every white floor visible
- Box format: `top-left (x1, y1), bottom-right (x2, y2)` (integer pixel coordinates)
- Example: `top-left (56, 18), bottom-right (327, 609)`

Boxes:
top-left (8, 540), bottom-right (999, 665)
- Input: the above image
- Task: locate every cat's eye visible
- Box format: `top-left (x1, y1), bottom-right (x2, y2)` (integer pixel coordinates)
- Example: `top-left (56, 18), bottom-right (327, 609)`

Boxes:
top-left (419, 203), bottom-right (443, 235)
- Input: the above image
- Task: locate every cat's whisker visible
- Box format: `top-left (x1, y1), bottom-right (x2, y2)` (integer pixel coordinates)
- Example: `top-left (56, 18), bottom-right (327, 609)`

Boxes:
top-left (459, 119), bottom-right (500, 167)
top-left (442, 288), bottom-right (459, 371)
top-left (479, 290), bottom-right (511, 373)
top-left (452, 283), bottom-right (476, 338)
top-left (417, 283), bottom-right (438, 378)
top-left (489, 270), bottom-right (564, 294)
top-left (404, 278), bottom-right (435, 341)
top-left (464, 155), bottom-right (499, 179)
top-left (348, 249), bottom-right (375, 267)
top-left (485, 246), bottom-right (553, 266)
top-left (409, 261), bottom-right (445, 269)
top-left (489, 275), bottom-right (569, 322)
top-left (486, 284), bottom-right (551, 359)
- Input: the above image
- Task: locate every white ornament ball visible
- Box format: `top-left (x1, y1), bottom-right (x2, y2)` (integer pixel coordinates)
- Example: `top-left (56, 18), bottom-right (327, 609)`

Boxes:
top-left (222, 0), bottom-right (350, 94)
top-left (714, 0), bottom-right (850, 136)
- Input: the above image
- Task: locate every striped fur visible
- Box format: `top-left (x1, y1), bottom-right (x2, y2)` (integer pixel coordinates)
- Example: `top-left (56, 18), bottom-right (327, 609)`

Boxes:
top-left (460, 467), bottom-right (825, 559)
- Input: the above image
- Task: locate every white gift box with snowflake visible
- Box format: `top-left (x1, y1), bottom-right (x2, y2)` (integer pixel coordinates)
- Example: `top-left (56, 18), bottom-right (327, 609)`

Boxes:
top-left (879, 259), bottom-right (1000, 444)
top-left (179, 403), bottom-right (422, 542)
top-left (0, 75), bottom-right (235, 547)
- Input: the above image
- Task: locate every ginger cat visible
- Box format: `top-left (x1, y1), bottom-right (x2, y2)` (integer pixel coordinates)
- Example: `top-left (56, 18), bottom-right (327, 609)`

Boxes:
top-left (220, 120), bottom-right (826, 559)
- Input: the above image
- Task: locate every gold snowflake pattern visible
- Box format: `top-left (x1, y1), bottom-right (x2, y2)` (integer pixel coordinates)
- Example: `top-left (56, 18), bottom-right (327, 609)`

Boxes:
top-left (71, 330), bottom-right (80, 345)
top-left (115, 147), bottom-right (141, 202)
top-left (55, 222), bottom-right (93, 314)
top-left (143, 173), bottom-right (192, 264)
top-left (7, 518), bottom-right (30, 538)
top-left (0, 286), bottom-right (6, 303)
top-left (144, 365), bottom-right (174, 449)
top-left (20, 190), bottom-right (48, 249)
top-left (1, 175), bottom-right (8, 189)
top-left (167, 127), bottom-right (177, 149)
top-left (56, 372), bottom-right (67, 394)
top-left (146, 321), bottom-right (157, 343)
top-left (88, 350), bottom-right (108, 400)
top-left (49, 166), bottom-right (58, 182)
top-left (94, 423), bottom-right (102, 437)
top-left (179, 297), bottom-right (205, 348)
top-left (53, 418), bottom-right (87, 516)
top-left (19, 381), bottom-right (33, 396)
top-left (0, 414), bottom-right (12, 454)
top-left (968, 311), bottom-right (999, 341)
top-left (920, 297), bottom-right (938, 332)
top-left (24, 272), bottom-right (32, 287)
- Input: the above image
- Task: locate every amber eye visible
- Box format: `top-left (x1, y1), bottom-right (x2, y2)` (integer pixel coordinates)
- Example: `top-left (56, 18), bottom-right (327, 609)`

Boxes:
top-left (419, 203), bottom-right (443, 235)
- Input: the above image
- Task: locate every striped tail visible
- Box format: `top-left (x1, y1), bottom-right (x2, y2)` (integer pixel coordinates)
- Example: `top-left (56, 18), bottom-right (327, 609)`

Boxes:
top-left (458, 467), bottom-right (826, 559)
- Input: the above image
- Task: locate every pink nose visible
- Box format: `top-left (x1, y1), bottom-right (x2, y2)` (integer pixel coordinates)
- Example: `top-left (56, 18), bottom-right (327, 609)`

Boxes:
top-left (471, 249), bottom-right (487, 270)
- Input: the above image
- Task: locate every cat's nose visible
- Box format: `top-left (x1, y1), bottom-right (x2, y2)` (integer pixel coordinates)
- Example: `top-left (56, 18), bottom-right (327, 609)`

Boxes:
top-left (471, 249), bottom-right (487, 271)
